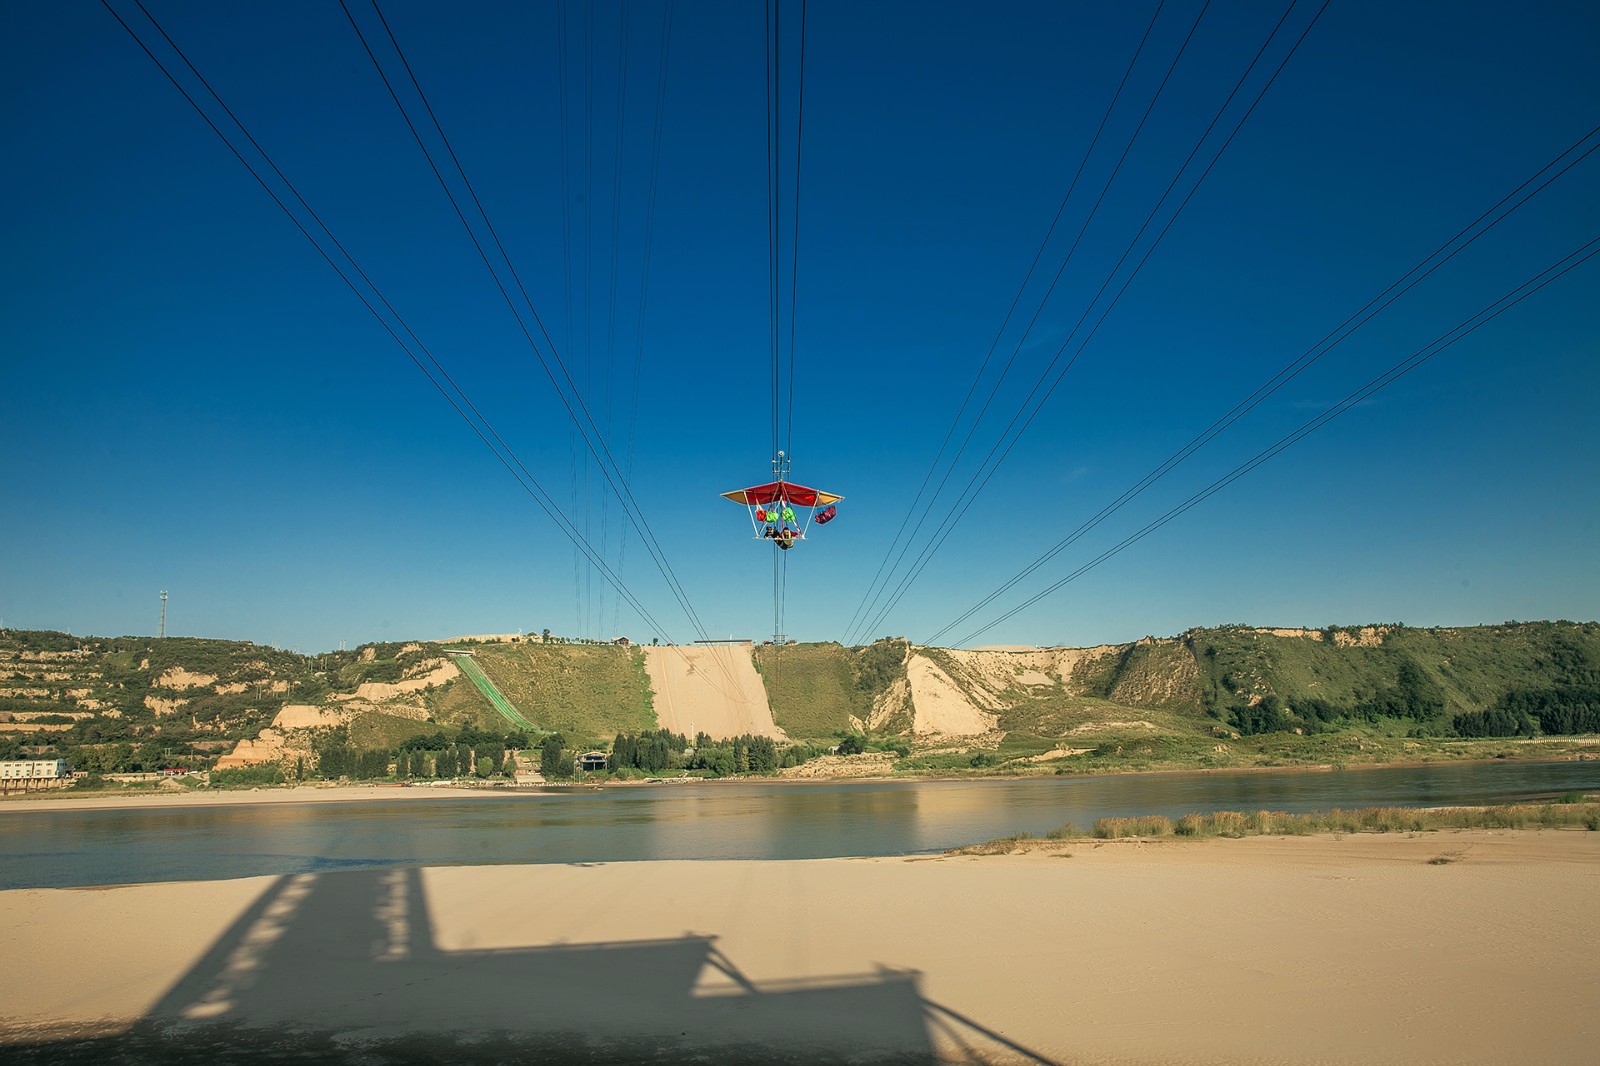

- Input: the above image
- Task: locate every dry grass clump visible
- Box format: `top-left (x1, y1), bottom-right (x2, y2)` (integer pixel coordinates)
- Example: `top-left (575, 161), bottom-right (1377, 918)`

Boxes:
top-left (1137, 802), bottom-right (1600, 839)
top-left (960, 801), bottom-right (1600, 855)
top-left (1092, 815), bottom-right (1173, 839)
top-left (950, 831), bottom-right (1035, 855)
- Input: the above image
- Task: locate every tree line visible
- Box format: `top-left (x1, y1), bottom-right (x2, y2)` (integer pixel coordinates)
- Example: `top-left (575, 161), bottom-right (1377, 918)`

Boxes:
top-left (599, 729), bottom-right (827, 777)
top-left (316, 724), bottom-right (532, 781)
top-left (1453, 684), bottom-right (1600, 738)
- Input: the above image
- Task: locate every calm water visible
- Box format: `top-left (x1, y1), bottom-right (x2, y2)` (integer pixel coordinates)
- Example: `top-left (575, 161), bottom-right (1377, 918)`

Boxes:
top-left (1, 760), bottom-right (1596, 890)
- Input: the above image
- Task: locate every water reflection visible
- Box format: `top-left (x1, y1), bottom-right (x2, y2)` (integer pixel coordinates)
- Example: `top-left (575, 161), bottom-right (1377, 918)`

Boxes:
top-left (1, 760), bottom-right (1595, 889)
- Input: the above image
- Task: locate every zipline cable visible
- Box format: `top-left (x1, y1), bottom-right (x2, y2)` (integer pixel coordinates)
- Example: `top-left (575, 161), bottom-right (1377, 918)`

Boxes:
top-left (924, 123), bottom-right (1600, 646)
top-left (851, 0), bottom-right (1328, 645)
top-left (614, 0), bottom-right (676, 640)
top-left (343, 0), bottom-right (719, 643)
top-left (598, 0), bottom-right (633, 637)
top-left (100, 0), bottom-right (680, 643)
top-left (953, 234), bottom-right (1600, 646)
top-left (557, 0), bottom-right (582, 639)
top-left (840, 0), bottom-right (1179, 642)
top-left (785, 0), bottom-right (807, 459)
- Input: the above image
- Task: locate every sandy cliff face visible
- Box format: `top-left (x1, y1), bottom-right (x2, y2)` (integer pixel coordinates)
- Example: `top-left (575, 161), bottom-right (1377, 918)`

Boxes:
top-left (333, 658), bottom-right (459, 702)
top-left (642, 645), bottom-right (784, 740)
top-left (895, 644), bottom-right (1135, 738)
top-left (153, 667), bottom-right (219, 689)
top-left (213, 729), bottom-right (287, 769)
top-left (904, 655), bottom-right (998, 737)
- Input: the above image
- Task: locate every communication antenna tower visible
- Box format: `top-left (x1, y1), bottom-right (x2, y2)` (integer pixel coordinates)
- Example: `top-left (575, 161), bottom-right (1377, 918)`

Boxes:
top-left (160, 590), bottom-right (168, 639)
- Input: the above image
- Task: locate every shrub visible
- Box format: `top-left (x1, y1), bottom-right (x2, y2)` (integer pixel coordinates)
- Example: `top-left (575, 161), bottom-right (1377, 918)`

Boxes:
top-left (1092, 815), bottom-right (1173, 838)
top-left (210, 764), bottom-right (286, 788)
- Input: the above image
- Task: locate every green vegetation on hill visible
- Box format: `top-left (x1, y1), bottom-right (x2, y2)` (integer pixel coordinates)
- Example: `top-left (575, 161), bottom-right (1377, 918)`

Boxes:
top-left (893, 623), bottom-right (1600, 778)
top-left (1184, 622), bottom-right (1600, 737)
top-left (449, 654), bottom-right (535, 730)
top-left (6, 622), bottom-right (1597, 784)
top-left (466, 643), bottom-right (654, 748)
top-left (755, 639), bottom-right (908, 741)
top-left (347, 709), bottom-right (445, 750)
top-left (0, 630), bottom-right (483, 773)
top-left (0, 631), bottom-right (311, 771)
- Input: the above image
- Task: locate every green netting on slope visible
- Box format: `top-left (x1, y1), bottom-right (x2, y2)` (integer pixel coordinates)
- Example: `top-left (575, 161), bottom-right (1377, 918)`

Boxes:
top-left (450, 653), bottom-right (536, 731)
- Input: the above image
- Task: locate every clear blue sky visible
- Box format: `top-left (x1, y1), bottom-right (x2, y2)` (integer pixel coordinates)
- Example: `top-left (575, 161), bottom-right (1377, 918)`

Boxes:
top-left (3, 1), bottom-right (1597, 652)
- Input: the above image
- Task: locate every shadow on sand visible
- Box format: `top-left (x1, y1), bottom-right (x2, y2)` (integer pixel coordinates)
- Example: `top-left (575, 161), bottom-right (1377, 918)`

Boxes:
top-left (7, 867), bottom-right (1062, 1065)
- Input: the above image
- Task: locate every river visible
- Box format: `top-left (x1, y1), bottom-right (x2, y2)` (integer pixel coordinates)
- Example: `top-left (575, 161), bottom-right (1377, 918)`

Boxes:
top-left (1, 760), bottom-right (1596, 890)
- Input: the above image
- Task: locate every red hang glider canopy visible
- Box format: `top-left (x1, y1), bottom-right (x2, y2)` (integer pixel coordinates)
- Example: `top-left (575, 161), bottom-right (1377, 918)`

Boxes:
top-left (720, 481), bottom-right (843, 508)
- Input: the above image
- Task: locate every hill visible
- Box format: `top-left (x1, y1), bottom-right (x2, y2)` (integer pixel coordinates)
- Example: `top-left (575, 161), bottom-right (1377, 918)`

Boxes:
top-left (753, 639), bottom-right (909, 741)
top-left (891, 622), bottom-right (1600, 773)
top-left (0, 632), bottom-right (504, 775)
top-left (3, 621), bottom-right (1597, 780)
top-left (464, 642), bottom-right (655, 747)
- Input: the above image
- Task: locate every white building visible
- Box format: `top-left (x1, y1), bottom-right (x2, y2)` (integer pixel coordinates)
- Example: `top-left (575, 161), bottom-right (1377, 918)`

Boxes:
top-left (0, 759), bottom-right (69, 780)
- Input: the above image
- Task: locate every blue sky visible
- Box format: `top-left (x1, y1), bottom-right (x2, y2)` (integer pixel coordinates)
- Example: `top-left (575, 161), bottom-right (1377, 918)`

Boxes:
top-left (3, 0), bottom-right (1597, 652)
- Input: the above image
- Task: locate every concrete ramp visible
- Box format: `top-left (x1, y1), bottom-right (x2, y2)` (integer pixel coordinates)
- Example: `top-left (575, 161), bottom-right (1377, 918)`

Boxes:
top-left (642, 645), bottom-right (784, 741)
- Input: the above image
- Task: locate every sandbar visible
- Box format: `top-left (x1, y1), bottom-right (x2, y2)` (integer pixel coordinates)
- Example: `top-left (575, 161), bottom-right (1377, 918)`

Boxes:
top-left (2, 830), bottom-right (1595, 1064)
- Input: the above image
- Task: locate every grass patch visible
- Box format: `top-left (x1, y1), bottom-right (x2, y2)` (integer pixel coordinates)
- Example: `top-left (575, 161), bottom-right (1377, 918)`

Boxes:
top-left (1093, 815), bottom-right (1174, 839)
top-left (756, 640), bottom-right (911, 742)
top-left (966, 801), bottom-right (1600, 852)
top-left (994, 732), bottom-right (1061, 760)
top-left (946, 831), bottom-right (1038, 856)
top-left (209, 764), bottom-right (286, 789)
top-left (424, 674), bottom-right (500, 730)
top-left (755, 643), bottom-right (864, 740)
top-left (468, 644), bottom-right (654, 748)
top-left (1142, 802), bottom-right (1600, 839)
top-left (348, 710), bottom-right (448, 750)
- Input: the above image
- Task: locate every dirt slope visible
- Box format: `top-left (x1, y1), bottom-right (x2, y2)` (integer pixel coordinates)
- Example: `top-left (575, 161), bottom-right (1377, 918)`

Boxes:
top-left (900, 645), bottom-right (1129, 738)
top-left (641, 645), bottom-right (783, 741)
top-left (904, 654), bottom-right (997, 737)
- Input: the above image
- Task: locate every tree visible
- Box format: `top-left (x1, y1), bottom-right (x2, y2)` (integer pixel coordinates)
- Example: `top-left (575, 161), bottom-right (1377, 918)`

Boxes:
top-left (541, 628), bottom-right (551, 644)
top-left (699, 746), bottom-right (735, 776)
top-left (1229, 697), bottom-right (1289, 736)
top-left (541, 733), bottom-right (570, 779)
top-left (318, 743), bottom-right (352, 779)
top-left (837, 733), bottom-right (867, 755)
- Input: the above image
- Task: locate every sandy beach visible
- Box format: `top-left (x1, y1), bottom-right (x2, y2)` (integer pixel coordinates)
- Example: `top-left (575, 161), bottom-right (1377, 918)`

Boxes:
top-left (3, 830), bottom-right (1595, 1064)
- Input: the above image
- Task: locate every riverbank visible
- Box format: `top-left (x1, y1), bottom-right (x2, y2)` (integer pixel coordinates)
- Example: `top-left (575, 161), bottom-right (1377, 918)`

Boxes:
top-left (3, 831), bottom-right (1595, 1065)
top-left (0, 782), bottom-right (530, 814)
top-left (4, 747), bottom-right (1595, 814)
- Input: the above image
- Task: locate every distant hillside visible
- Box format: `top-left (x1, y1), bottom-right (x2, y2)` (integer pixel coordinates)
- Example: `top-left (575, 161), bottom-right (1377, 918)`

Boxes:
top-left (1185, 623), bottom-right (1600, 718)
top-left (0, 631), bottom-right (503, 774)
top-left (754, 639), bottom-right (909, 741)
top-left (4, 621), bottom-right (1596, 779)
top-left (466, 642), bottom-right (655, 746)
top-left (889, 622), bottom-right (1600, 772)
